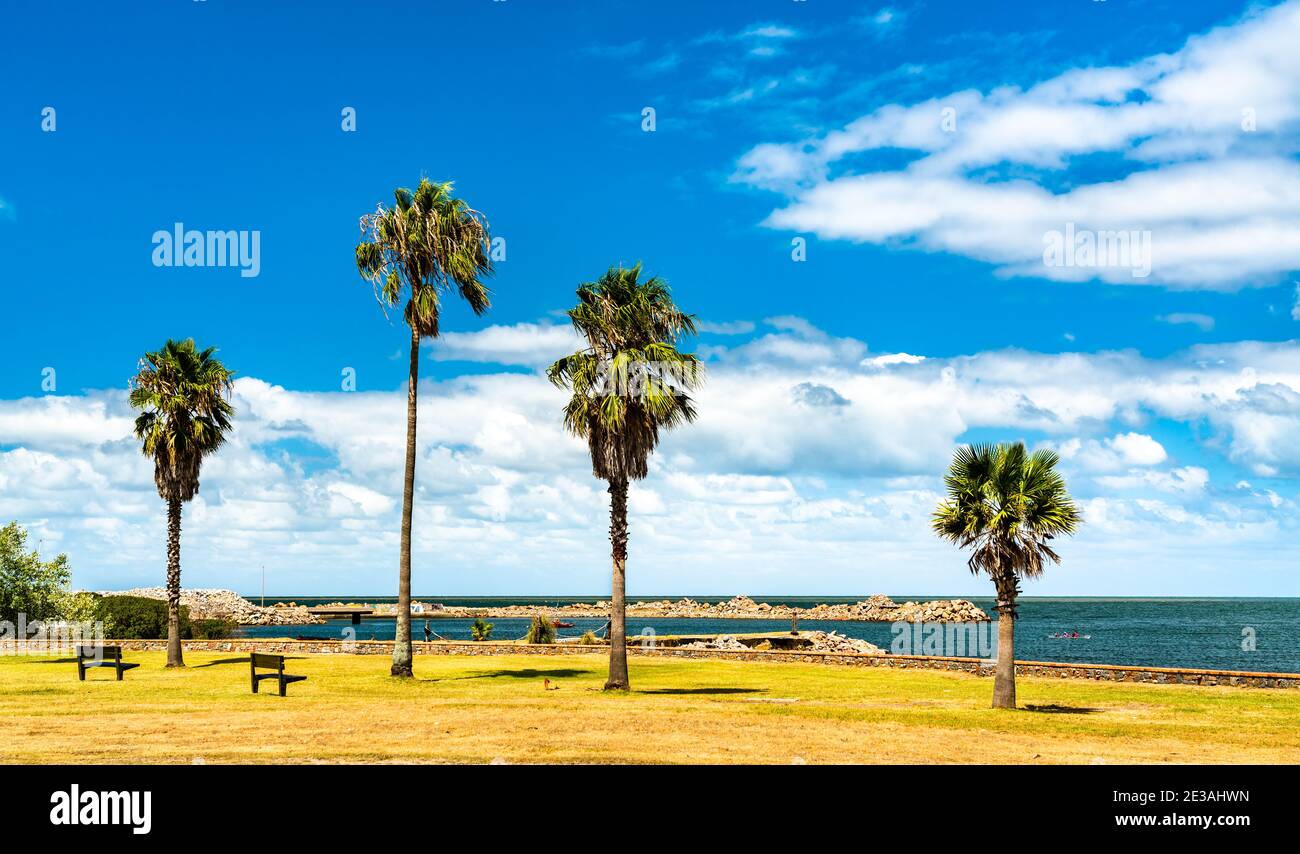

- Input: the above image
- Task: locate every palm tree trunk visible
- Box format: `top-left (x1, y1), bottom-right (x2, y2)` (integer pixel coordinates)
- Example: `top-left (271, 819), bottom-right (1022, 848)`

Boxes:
top-left (392, 326), bottom-right (418, 678)
top-left (605, 477), bottom-right (630, 691)
top-left (165, 498), bottom-right (184, 668)
top-left (992, 575), bottom-right (1018, 709)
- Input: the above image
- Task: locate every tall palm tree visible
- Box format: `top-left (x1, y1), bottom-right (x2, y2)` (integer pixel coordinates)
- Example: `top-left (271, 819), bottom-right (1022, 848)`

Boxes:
top-left (548, 264), bottom-right (702, 690)
top-left (355, 178), bottom-right (493, 678)
top-left (932, 442), bottom-right (1081, 709)
top-left (129, 339), bottom-right (235, 668)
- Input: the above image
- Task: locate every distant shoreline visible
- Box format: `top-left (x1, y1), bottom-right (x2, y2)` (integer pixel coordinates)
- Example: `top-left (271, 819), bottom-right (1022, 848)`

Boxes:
top-left (240, 594), bottom-right (1300, 602)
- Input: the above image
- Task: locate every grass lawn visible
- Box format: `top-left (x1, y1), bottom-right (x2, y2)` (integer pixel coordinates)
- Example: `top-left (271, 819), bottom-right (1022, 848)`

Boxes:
top-left (3, 650), bottom-right (1298, 764)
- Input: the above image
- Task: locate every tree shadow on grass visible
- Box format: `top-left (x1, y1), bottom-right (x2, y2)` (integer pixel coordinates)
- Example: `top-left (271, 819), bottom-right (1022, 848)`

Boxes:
top-left (451, 668), bottom-right (593, 681)
top-left (638, 687), bottom-right (767, 695)
top-left (1023, 704), bottom-right (1102, 715)
top-left (191, 657), bottom-right (261, 668)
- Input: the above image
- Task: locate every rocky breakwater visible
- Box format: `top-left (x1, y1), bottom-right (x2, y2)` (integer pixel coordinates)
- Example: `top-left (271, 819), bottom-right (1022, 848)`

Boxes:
top-left (103, 588), bottom-right (324, 626)
top-left (623, 594), bottom-right (986, 622)
top-left (408, 594), bottom-right (988, 623)
top-left (680, 631), bottom-right (886, 654)
top-left (793, 594), bottom-right (989, 623)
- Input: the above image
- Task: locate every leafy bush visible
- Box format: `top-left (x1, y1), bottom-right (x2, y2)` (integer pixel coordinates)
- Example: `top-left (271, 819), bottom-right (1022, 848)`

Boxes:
top-left (470, 617), bottom-right (494, 641)
top-left (96, 595), bottom-right (190, 639)
top-left (524, 615), bottom-right (555, 645)
top-left (579, 630), bottom-right (600, 645)
top-left (59, 591), bottom-right (101, 624)
top-left (190, 618), bottom-right (237, 640)
top-left (0, 521), bottom-right (74, 623)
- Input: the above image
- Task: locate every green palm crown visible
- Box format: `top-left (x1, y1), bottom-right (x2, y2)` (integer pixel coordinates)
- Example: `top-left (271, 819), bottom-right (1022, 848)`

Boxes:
top-left (129, 338), bottom-right (235, 503)
top-left (354, 177), bottom-right (493, 336)
top-left (547, 264), bottom-right (703, 481)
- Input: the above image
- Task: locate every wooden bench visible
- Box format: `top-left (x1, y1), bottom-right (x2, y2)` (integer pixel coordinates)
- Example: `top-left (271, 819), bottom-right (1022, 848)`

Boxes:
top-left (250, 653), bottom-right (307, 696)
top-left (76, 645), bottom-right (140, 681)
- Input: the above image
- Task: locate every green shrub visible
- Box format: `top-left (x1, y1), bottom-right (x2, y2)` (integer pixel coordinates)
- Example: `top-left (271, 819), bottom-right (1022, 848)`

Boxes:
top-left (579, 630), bottom-right (600, 645)
top-left (59, 591), bottom-right (101, 624)
top-left (189, 617), bottom-right (237, 640)
top-left (96, 595), bottom-right (190, 639)
top-left (470, 617), bottom-right (494, 641)
top-left (524, 615), bottom-right (555, 645)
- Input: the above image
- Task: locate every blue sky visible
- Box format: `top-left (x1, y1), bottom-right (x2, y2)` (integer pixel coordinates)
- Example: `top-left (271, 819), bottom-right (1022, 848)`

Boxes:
top-left (1, 0), bottom-right (1298, 597)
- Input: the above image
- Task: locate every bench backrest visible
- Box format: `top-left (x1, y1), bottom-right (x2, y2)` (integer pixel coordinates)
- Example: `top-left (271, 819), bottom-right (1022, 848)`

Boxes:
top-left (76, 645), bottom-right (120, 661)
top-left (250, 653), bottom-right (284, 670)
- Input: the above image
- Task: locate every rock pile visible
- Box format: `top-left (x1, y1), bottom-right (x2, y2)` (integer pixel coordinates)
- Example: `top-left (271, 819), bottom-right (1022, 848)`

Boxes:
top-left (801, 631), bottom-right (885, 655)
top-left (795, 595), bottom-right (989, 623)
top-left (413, 594), bottom-right (988, 623)
top-left (680, 635), bottom-right (748, 651)
top-left (102, 588), bottom-right (323, 626)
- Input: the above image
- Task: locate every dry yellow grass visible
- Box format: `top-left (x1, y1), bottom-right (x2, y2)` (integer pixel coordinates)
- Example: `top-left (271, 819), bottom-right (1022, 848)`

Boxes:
top-left (2, 650), bottom-right (1298, 764)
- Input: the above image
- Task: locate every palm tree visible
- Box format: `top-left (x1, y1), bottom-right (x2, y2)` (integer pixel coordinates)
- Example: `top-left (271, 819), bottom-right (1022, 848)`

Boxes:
top-left (355, 178), bottom-right (493, 678)
top-left (129, 339), bottom-right (235, 668)
top-left (932, 442), bottom-right (1081, 709)
top-left (548, 264), bottom-right (703, 690)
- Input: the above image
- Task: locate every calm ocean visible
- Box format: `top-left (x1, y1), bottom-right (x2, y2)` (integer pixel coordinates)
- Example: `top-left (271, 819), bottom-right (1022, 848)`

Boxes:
top-left (236, 596), bottom-right (1300, 674)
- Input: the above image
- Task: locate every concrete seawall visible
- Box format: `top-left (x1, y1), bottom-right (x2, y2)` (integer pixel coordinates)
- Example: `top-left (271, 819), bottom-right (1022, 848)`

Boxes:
top-left (17, 638), bottom-right (1297, 689)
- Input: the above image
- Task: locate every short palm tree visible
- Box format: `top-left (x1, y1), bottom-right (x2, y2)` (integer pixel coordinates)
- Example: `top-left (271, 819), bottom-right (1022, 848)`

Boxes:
top-left (548, 264), bottom-right (702, 690)
top-left (355, 178), bottom-right (493, 677)
top-left (932, 442), bottom-right (1081, 708)
top-left (129, 339), bottom-right (235, 667)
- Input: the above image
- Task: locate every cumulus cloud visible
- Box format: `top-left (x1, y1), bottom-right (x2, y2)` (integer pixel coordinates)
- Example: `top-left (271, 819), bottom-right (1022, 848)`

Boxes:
top-left (427, 322), bottom-right (583, 367)
top-left (3, 318), bottom-right (1298, 594)
top-left (1058, 433), bottom-right (1169, 472)
top-left (735, 1), bottom-right (1300, 289)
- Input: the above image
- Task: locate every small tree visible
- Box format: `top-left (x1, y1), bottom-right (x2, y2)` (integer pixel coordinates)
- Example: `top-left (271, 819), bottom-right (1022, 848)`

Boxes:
top-left (0, 522), bottom-right (72, 624)
top-left (524, 615), bottom-right (556, 645)
top-left (470, 617), bottom-right (494, 641)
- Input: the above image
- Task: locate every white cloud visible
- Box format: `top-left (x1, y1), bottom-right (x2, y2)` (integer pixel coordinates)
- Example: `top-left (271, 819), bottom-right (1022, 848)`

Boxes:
top-left (697, 320), bottom-right (756, 335)
top-left (1057, 433), bottom-right (1168, 472)
top-left (863, 352), bottom-right (925, 369)
top-left (1157, 313), bottom-right (1215, 331)
top-left (3, 318), bottom-right (1299, 594)
top-left (1096, 466), bottom-right (1209, 496)
top-left (427, 322), bottom-right (583, 367)
top-left (859, 7), bottom-right (905, 36)
top-left (738, 24), bottom-right (800, 40)
top-left (735, 1), bottom-right (1300, 290)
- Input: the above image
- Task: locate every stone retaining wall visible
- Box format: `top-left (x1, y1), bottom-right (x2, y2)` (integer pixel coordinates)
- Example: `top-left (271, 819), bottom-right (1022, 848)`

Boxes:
top-left (13, 638), bottom-right (1297, 689)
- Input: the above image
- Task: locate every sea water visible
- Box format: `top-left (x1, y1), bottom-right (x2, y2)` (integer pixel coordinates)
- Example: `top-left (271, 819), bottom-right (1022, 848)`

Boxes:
top-left (235, 596), bottom-right (1300, 673)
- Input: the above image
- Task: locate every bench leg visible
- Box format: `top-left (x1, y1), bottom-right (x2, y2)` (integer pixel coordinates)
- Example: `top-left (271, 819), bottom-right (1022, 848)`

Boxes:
top-left (252, 675), bottom-right (259, 694)
top-left (78, 664), bottom-right (85, 681)
top-left (279, 677), bottom-right (287, 697)
top-left (116, 665), bottom-right (124, 681)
